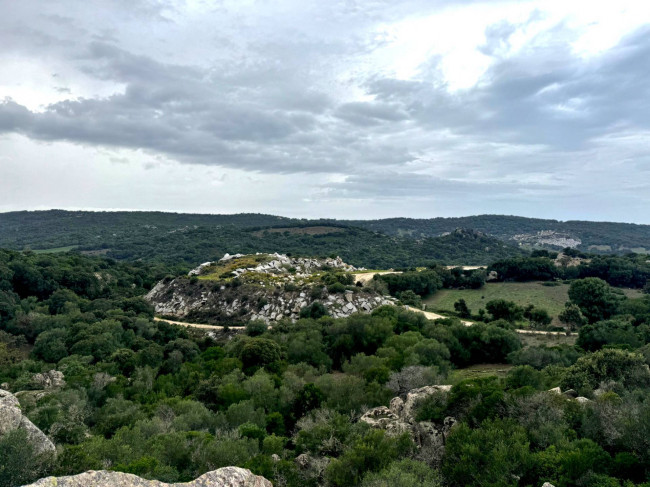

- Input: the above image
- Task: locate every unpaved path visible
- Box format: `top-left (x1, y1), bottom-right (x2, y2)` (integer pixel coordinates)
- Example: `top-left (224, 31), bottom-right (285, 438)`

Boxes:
top-left (353, 271), bottom-right (400, 284)
top-left (403, 307), bottom-right (576, 335)
top-left (153, 317), bottom-right (243, 330)
top-left (155, 309), bottom-right (576, 336)
top-left (354, 266), bottom-right (486, 285)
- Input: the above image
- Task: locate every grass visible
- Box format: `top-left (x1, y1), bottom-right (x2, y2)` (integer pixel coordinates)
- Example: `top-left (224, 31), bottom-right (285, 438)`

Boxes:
top-left (33, 245), bottom-right (78, 254)
top-left (423, 282), bottom-right (642, 326)
top-left (424, 282), bottom-right (571, 319)
top-left (450, 363), bottom-right (513, 383)
top-left (425, 281), bottom-right (643, 326)
top-left (198, 254), bottom-right (272, 280)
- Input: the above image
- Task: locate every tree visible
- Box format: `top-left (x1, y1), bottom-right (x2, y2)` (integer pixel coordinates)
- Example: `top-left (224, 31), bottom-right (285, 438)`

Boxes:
top-left (454, 299), bottom-right (471, 318)
top-left (397, 290), bottom-right (422, 309)
top-left (523, 305), bottom-right (552, 329)
top-left (442, 419), bottom-right (531, 487)
top-left (577, 319), bottom-right (643, 351)
top-left (485, 299), bottom-right (524, 323)
top-left (561, 348), bottom-right (650, 393)
top-left (558, 303), bottom-right (587, 332)
top-left (360, 459), bottom-right (442, 487)
top-left (568, 278), bottom-right (619, 323)
top-left (239, 338), bottom-right (283, 371)
top-left (0, 429), bottom-right (54, 487)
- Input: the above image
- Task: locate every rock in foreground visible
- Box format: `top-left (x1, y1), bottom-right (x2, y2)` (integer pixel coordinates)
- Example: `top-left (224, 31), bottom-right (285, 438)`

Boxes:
top-left (0, 388), bottom-right (55, 455)
top-left (22, 467), bottom-right (271, 487)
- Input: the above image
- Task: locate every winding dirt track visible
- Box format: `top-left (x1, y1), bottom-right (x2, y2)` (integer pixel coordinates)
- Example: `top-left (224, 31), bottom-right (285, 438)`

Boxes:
top-left (153, 317), bottom-right (239, 330)
top-left (154, 312), bottom-right (575, 336)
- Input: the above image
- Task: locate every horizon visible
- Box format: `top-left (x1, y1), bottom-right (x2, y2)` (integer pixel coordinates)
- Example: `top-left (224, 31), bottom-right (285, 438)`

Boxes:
top-left (1, 207), bottom-right (648, 226)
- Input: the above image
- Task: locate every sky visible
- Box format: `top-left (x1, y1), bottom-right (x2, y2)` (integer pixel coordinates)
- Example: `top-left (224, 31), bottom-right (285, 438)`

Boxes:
top-left (1, 0), bottom-right (649, 222)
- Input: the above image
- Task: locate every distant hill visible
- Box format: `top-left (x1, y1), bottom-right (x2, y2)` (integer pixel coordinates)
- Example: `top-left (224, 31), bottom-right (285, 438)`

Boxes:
top-left (1, 210), bottom-right (649, 268)
top-left (0, 211), bottom-right (525, 268)
top-left (346, 215), bottom-right (650, 253)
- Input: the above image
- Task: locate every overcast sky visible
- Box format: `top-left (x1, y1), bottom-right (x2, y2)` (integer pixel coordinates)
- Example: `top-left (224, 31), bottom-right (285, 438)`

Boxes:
top-left (1, 0), bottom-right (649, 222)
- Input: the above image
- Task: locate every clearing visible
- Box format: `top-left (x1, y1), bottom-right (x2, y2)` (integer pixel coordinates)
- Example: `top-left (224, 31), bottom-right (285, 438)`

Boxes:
top-left (251, 226), bottom-right (346, 237)
top-left (424, 281), bottom-right (643, 325)
top-left (33, 245), bottom-right (78, 254)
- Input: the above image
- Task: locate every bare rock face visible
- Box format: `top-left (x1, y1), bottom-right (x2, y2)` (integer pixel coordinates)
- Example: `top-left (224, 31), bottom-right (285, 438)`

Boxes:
top-left (361, 385), bottom-right (455, 450)
top-left (23, 467), bottom-right (271, 487)
top-left (33, 370), bottom-right (66, 389)
top-left (0, 388), bottom-right (55, 455)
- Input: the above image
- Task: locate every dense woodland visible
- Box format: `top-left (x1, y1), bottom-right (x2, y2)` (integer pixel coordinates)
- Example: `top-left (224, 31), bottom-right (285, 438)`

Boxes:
top-left (2, 211), bottom-right (650, 266)
top-left (1, 247), bottom-right (650, 487)
top-left (0, 211), bottom-right (526, 268)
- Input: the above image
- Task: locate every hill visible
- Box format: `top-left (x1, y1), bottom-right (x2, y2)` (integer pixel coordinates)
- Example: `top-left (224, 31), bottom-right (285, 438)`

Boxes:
top-left (347, 215), bottom-right (650, 253)
top-left (0, 211), bottom-right (525, 268)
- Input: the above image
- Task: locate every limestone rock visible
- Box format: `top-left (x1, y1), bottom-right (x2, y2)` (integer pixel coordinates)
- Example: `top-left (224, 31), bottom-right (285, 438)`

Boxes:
top-left (401, 385), bottom-right (452, 421)
top-left (33, 370), bottom-right (65, 389)
top-left (542, 483), bottom-right (556, 487)
top-left (23, 467), bottom-right (271, 487)
top-left (361, 385), bottom-right (455, 450)
top-left (294, 453), bottom-right (329, 477)
top-left (0, 389), bottom-right (55, 455)
top-left (575, 396), bottom-right (591, 404)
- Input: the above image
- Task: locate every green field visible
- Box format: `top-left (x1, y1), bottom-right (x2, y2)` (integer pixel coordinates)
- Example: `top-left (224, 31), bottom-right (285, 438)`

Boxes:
top-left (450, 363), bottom-right (513, 383)
top-left (32, 245), bottom-right (78, 254)
top-left (425, 281), bottom-right (643, 324)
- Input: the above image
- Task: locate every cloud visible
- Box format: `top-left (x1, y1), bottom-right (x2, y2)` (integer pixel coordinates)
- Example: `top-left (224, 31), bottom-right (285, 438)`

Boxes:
top-left (0, 0), bottom-right (649, 220)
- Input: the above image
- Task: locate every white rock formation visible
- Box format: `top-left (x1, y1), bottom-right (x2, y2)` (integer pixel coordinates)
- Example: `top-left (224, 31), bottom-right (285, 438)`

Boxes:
top-left (23, 467), bottom-right (271, 487)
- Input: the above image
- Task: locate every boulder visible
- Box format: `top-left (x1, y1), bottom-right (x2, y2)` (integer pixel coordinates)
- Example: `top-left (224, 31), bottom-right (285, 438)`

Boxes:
top-left (361, 385), bottom-right (455, 449)
top-left (401, 385), bottom-right (452, 421)
top-left (575, 396), bottom-right (591, 404)
top-left (23, 467), bottom-right (271, 487)
top-left (33, 370), bottom-right (65, 389)
top-left (0, 389), bottom-right (55, 455)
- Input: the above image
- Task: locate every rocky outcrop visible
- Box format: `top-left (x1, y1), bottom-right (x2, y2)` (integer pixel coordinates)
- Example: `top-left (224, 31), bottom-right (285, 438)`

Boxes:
top-left (188, 253), bottom-right (359, 279)
top-left (361, 385), bottom-right (455, 450)
top-left (147, 255), bottom-right (394, 324)
top-left (33, 370), bottom-right (65, 389)
top-left (0, 389), bottom-right (55, 455)
top-left (23, 467), bottom-right (271, 487)
top-left (548, 387), bottom-right (590, 403)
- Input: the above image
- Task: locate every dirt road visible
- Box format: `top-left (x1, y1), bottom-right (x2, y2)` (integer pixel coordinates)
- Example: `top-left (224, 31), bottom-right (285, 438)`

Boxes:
top-left (154, 310), bottom-right (576, 336)
top-left (353, 271), bottom-right (400, 285)
top-left (153, 317), bottom-right (241, 330)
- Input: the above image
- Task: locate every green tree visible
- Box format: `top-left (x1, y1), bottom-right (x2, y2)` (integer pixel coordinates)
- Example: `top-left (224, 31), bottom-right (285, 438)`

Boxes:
top-left (0, 429), bottom-right (54, 487)
top-left (239, 338), bottom-right (283, 371)
top-left (568, 278), bottom-right (619, 323)
top-left (454, 298), bottom-right (471, 318)
top-left (485, 299), bottom-right (524, 322)
top-left (558, 302), bottom-right (587, 332)
top-left (442, 419), bottom-right (531, 487)
top-left (360, 459), bottom-right (442, 487)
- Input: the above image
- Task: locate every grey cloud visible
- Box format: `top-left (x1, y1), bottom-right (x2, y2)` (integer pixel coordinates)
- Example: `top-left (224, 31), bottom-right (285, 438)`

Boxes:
top-left (0, 0), bottom-right (649, 219)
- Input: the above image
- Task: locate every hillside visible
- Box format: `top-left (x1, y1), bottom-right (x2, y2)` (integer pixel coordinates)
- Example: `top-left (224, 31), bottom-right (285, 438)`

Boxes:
top-left (0, 211), bottom-right (525, 268)
top-left (347, 215), bottom-right (650, 253)
top-left (2, 211), bottom-right (649, 259)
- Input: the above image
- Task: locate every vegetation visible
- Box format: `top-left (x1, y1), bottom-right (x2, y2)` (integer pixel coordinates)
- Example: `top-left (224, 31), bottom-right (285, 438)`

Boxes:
top-left (2, 218), bottom-right (650, 486)
top-left (0, 212), bottom-right (526, 268)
